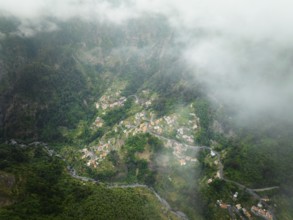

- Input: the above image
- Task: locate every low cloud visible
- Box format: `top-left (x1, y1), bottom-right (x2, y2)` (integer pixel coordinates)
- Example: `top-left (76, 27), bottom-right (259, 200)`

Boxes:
top-left (1, 0), bottom-right (293, 121)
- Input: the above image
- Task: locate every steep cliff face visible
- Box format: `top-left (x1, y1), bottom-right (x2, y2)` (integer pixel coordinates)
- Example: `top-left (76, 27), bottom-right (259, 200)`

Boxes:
top-left (1, 10), bottom-right (293, 220)
top-left (0, 16), bottom-right (178, 141)
top-left (0, 20), bottom-right (92, 140)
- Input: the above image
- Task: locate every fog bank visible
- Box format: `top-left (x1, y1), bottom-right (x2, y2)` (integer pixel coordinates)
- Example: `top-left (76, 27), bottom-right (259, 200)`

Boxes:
top-left (1, 0), bottom-right (293, 122)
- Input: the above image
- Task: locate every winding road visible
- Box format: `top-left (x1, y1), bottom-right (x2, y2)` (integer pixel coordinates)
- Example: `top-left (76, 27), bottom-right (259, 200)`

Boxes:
top-left (17, 95), bottom-right (278, 220)
top-left (147, 130), bottom-right (277, 220)
top-left (123, 96), bottom-right (278, 219)
top-left (61, 150), bottom-right (188, 219)
top-left (149, 131), bottom-right (278, 195)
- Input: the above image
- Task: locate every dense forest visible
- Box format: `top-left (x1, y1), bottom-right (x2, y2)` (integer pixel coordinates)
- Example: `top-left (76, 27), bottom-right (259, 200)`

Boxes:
top-left (0, 143), bottom-right (174, 220)
top-left (0, 12), bottom-right (293, 220)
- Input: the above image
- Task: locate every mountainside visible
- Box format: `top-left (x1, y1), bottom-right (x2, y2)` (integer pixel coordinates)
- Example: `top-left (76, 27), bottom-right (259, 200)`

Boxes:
top-left (0, 13), bottom-right (293, 220)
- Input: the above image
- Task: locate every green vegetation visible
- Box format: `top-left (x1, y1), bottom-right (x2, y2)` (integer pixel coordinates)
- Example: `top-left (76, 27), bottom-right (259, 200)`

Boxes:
top-left (149, 72), bottom-right (201, 117)
top-left (125, 133), bottom-right (148, 154)
top-left (1, 15), bottom-right (293, 220)
top-left (194, 99), bottom-right (213, 145)
top-left (0, 16), bottom-right (19, 33)
top-left (101, 99), bottom-right (132, 127)
top-left (0, 143), bottom-right (175, 220)
top-left (223, 129), bottom-right (293, 188)
top-left (0, 17), bottom-right (134, 142)
top-left (124, 134), bottom-right (162, 184)
top-left (153, 150), bottom-right (205, 220)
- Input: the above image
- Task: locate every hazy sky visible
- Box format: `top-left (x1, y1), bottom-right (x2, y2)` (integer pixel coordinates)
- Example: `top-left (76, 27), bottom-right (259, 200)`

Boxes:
top-left (1, 0), bottom-right (293, 122)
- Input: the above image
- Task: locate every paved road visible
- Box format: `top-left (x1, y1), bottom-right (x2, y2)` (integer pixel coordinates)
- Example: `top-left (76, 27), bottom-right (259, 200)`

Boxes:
top-left (149, 132), bottom-right (278, 193)
top-left (146, 132), bottom-right (278, 219)
top-left (11, 107), bottom-right (280, 220)
top-left (251, 186), bottom-right (279, 192)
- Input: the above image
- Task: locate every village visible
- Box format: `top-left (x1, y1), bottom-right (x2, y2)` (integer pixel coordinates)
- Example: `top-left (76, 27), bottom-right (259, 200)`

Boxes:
top-left (81, 85), bottom-right (201, 168)
top-left (78, 84), bottom-right (278, 220)
top-left (217, 194), bottom-right (274, 220)
top-left (80, 142), bottom-right (110, 168)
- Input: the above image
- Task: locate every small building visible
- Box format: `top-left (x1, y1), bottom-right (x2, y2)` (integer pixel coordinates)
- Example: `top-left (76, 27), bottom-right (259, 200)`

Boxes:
top-left (145, 100), bottom-right (152, 106)
top-left (217, 200), bottom-right (229, 209)
top-left (179, 159), bottom-right (186, 166)
top-left (242, 208), bottom-right (252, 219)
top-left (261, 196), bottom-right (270, 202)
top-left (236, 204), bottom-right (242, 210)
top-left (185, 156), bottom-right (192, 161)
top-left (216, 171), bottom-right (221, 178)
top-left (220, 203), bottom-right (228, 209)
top-left (251, 206), bottom-right (273, 220)
top-left (94, 117), bottom-right (104, 128)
